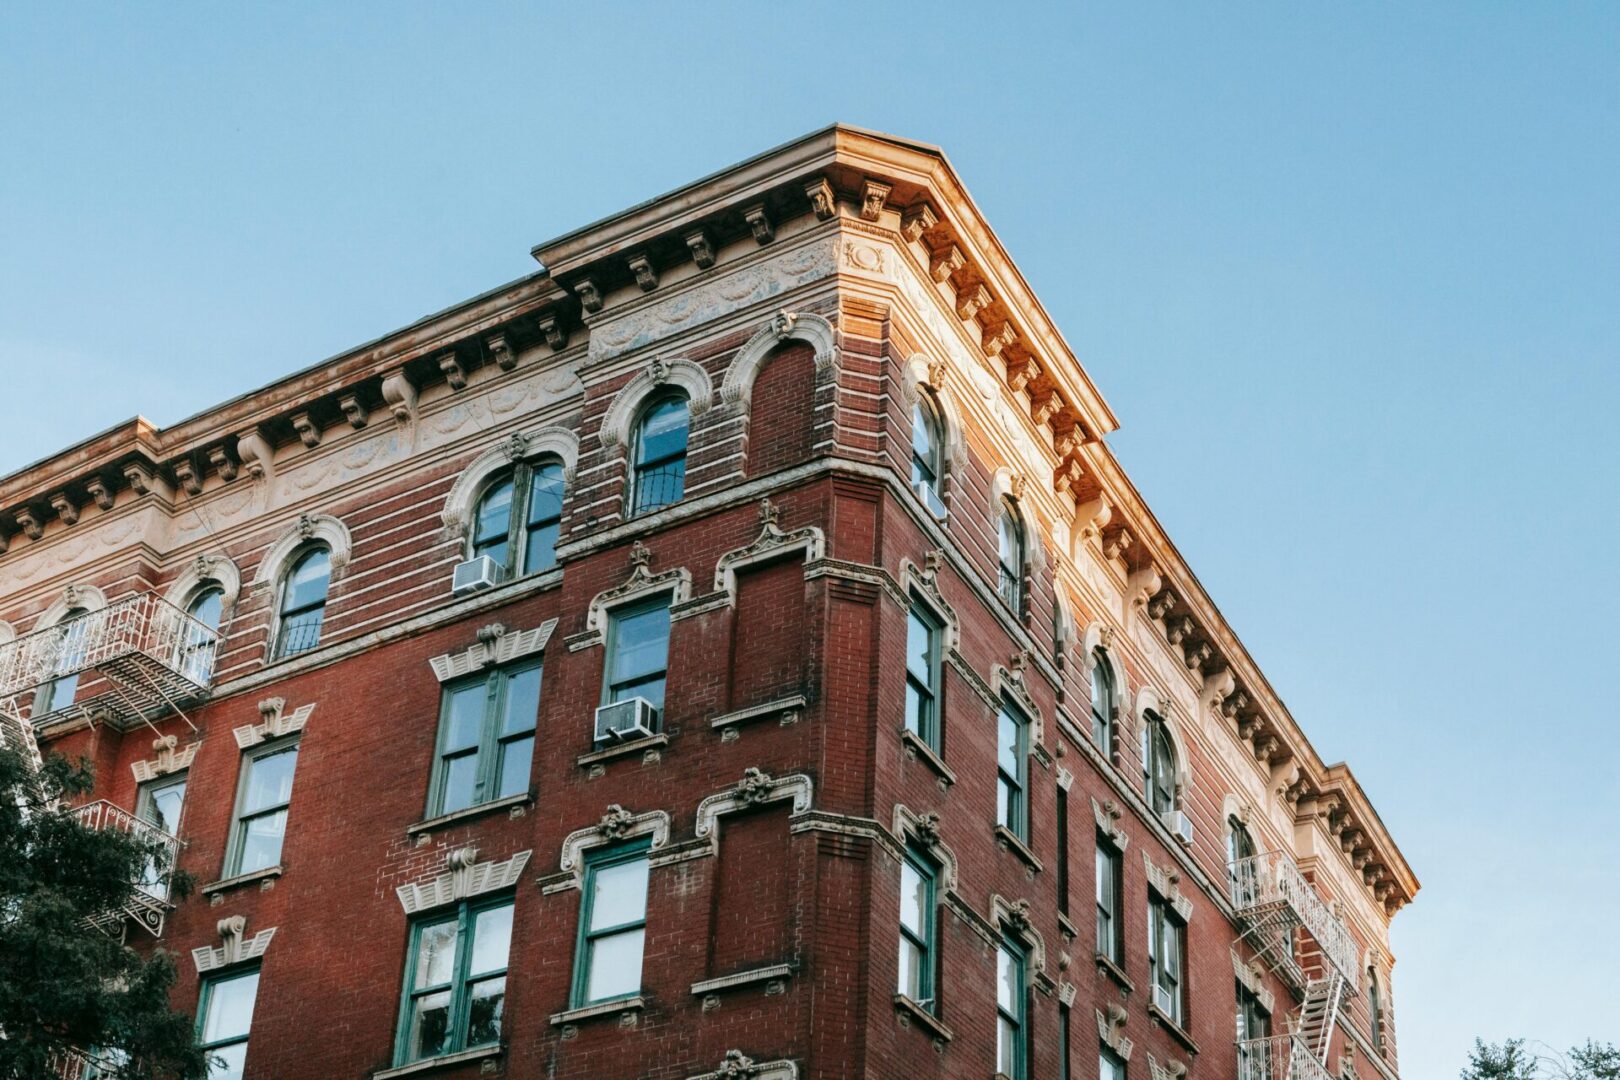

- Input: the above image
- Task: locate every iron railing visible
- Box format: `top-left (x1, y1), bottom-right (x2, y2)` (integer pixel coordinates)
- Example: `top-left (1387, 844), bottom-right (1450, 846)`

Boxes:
top-left (1229, 850), bottom-right (1361, 982)
top-left (70, 799), bottom-right (181, 903)
top-left (631, 463), bottom-right (685, 516)
top-left (1238, 1035), bottom-right (1335, 1080)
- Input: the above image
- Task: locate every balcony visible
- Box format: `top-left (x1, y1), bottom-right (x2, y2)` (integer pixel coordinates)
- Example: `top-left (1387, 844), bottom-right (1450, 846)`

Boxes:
top-left (1229, 850), bottom-right (1361, 984)
top-left (0, 593), bottom-right (218, 730)
top-left (69, 799), bottom-right (180, 938)
top-left (49, 1047), bottom-right (120, 1080)
top-left (1238, 1035), bottom-right (1334, 1080)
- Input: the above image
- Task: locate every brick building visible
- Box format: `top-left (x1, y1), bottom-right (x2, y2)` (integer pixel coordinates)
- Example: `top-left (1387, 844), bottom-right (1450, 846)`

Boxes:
top-left (0, 126), bottom-right (1417, 1080)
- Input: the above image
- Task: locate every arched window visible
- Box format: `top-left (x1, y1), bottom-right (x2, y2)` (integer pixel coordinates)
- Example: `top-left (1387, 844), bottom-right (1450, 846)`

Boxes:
top-left (1227, 816), bottom-right (1258, 903)
top-left (910, 396), bottom-right (946, 517)
top-left (997, 501), bottom-right (1024, 612)
top-left (178, 586), bottom-right (224, 683)
top-left (1089, 649), bottom-right (1115, 751)
top-left (631, 394), bottom-right (689, 516)
top-left (470, 459), bottom-right (566, 578)
top-left (35, 607), bottom-right (89, 715)
top-left (274, 546), bottom-right (330, 659)
top-left (1368, 966), bottom-right (1385, 1050)
top-left (1141, 712), bottom-right (1176, 815)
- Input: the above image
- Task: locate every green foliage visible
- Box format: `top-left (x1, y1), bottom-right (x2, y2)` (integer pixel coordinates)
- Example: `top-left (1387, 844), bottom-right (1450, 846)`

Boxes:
top-left (1463, 1039), bottom-right (1620, 1080)
top-left (0, 746), bottom-right (208, 1080)
top-left (1464, 1040), bottom-right (1540, 1080)
top-left (1567, 1042), bottom-right (1620, 1080)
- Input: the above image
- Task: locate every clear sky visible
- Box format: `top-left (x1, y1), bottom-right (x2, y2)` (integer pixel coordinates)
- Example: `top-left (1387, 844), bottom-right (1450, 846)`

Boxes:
top-left (3, 5), bottom-right (1616, 1074)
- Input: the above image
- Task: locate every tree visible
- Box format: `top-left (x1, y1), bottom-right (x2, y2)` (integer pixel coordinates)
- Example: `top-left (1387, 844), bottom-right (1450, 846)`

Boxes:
top-left (0, 746), bottom-right (208, 1080)
top-left (1463, 1039), bottom-right (1620, 1080)
top-left (1465, 1040), bottom-right (1540, 1080)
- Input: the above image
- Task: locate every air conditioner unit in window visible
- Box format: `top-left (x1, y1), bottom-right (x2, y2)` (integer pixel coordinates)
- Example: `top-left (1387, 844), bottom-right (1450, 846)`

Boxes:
top-left (594, 698), bottom-right (657, 743)
top-left (911, 479), bottom-right (948, 520)
top-left (451, 555), bottom-right (505, 597)
top-left (1152, 983), bottom-right (1177, 1018)
top-left (1163, 809), bottom-right (1194, 846)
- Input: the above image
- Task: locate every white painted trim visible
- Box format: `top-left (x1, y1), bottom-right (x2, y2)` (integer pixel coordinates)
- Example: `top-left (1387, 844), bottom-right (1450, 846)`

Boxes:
top-left (439, 425), bottom-right (581, 534)
top-left (33, 584), bottom-right (108, 631)
top-left (598, 357), bottom-right (714, 449)
top-left (694, 769), bottom-right (813, 854)
top-left (163, 554), bottom-right (243, 616)
top-left (394, 847), bottom-right (531, 914)
top-left (718, 310), bottom-right (838, 410)
top-left (552, 807), bottom-right (671, 892)
top-left (250, 513), bottom-right (352, 588)
top-left (427, 619), bottom-right (557, 682)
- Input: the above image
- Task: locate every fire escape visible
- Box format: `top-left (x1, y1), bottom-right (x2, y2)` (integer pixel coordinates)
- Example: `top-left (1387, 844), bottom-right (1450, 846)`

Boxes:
top-left (1230, 849), bottom-right (1362, 1080)
top-left (0, 592), bottom-right (218, 940)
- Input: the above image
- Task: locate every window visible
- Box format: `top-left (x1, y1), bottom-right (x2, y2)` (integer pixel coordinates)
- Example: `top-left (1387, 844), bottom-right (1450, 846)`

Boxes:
top-left (1100, 1045), bottom-right (1127, 1080)
top-left (273, 546), bottom-right (330, 659)
top-left (395, 897), bottom-right (513, 1066)
top-left (198, 966), bottom-right (259, 1080)
top-left (603, 598), bottom-right (671, 720)
top-left (997, 501), bottom-right (1025, 612)
top-left (1368, 966), bottom-right (1385, 1051)
top-left (1148, 896), bottom-right (1186, 1026)
top-left (1089, 650), bottom-right (1115, 751)
top-left (1056, 786), bottom-right (1070, 916)
top-left (1227, 817), bottom-right (1258, 903)
top-left (135, 773), bottom-right (186, 900)
top-left (904, 600), bottom-right (942, 749)
top-left (1141, 713), bottom-right (1176, 816)
top-left (573, 842), bottom-right (650, 1006)
top-left (1059, 1003), bottom-right (1071, 1080)
top-left (430, 660), bottom-right (541, 817)
top-left (35, 606), bottom-right (89, 715)
top-left (911, 396), bottom-right (946, 516)
top-left (630, 394), bottom-right (689, 515)
top-left (1237, 982), bottom-right (1271, 1079)
top-left (897, 849), bottom-right (937, 1011)
top-left (996, 937), bottom-right (1028, 1080)
top-left (1095, 841), bottom-right (1122, 964)
top-left (995, 700), bottom-right (1029, 841)
top-left (470, 459), bottom-right (566, 578)
top-left (226, 741), bottom-right (298, 877)
top-left (180, 586), bottom-right (224, 683)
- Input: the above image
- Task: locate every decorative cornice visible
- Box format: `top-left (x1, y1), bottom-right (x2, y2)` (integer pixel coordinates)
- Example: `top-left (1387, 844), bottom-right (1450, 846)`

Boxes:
top-left (685, 1050), bottom-right (798, 1080)
top-left (192, 915), bottom-right (275, 974)
top-left (551, 806), bottom-right (671, 893)
top-left (427, 620), bottom-right (556, 682)
top-left (234, 697), bottom-right (314, 749)
top-left (695, 768), bottom-right (814, 854)
top-left (131, 735), bottom-right (199, 783)
top-left (395, 846), bottom-right (531, 914)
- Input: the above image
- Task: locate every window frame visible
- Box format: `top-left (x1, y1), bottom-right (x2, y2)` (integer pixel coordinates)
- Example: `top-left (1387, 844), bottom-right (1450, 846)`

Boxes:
top-left (629, 392), bottom-right (690, 517)
top-left (910, 394), bottom-right (946, 515)
top-left (271, 544), bottom-right (331, 660)
top-left (467, 458), bottom-right (567, 579)
top-left (600, 594), bottom-right (673, 722)
top-left (179, 585), bottom-right (225, 683)
top-left (393, 893), bottom-right (514, 1067)
top-left (34, 606), bottom-right (90, 715)
top-left (135, 770), bottom-right (187, 900)
top-left (1100, 1044), bottom-right (1128, 1080)
top-left (903, 596), bottom-right (944, 751)
top-left (897, 846), bottom-right (939, 1012)
top-left (427, 658), bottom-right (542, 818)
top-left (224, 736), bottom-right (299, 878)
top-left (1089, 649), bottom-right (1115, 752)
top-left (1141, 713), bottom-right (1176, 816)
top-left (995, 697), bottom-right (1030, 841)
top-left (1368, 966), bottom-right (1385, 1051)
top-left (1095, 837), bottom-right (1124, 965)
top-left (196, 964), bottom-right (260, 1080)
top-left (997, 500), bottom-right (1025, 613)
top-left (1148, 894), bottom-right (1187, 1027)
top-left (1227, 816), bottom-right (1258, 902)
top-left (571, 839), bottom-right (652, 1008)
top-left (996, 935), bottom-right (1029, 1080)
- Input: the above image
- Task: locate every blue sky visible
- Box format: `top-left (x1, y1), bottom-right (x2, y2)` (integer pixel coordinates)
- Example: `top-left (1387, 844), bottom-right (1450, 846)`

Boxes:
top-left (3, 4), bottom-right (1616, 1074)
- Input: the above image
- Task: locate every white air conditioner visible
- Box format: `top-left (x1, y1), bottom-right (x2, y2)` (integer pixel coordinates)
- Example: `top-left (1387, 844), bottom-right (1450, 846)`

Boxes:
top-left (1164, 809), bottom-right (1194, 846)
top-left (911, 479), bottom-right (948, 520)
top-left (452, 555), bottom-right (506, 597)
top-left (1153, 983), bottom-right (1177, 1017)
top-left (594, 697), bottom-right (657, 743)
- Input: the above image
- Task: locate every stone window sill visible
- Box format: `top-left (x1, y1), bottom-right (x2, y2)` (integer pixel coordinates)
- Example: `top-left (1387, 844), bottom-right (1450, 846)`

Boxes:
top-left (709, 695), bottom-right (808, 731)
top-left (1057, 912), bottom-right (1078, 941)
top-left (893, 994), bottom-right (954, 1042)
top-left (994, 824), bottom-right (1043, 873)
top-left (201, 864), bottom-right (282, 896)
top-left (1147, 1001), bottom-right (1200, 1054)
top-left (690, 963), bottom-right (794, 996)
top-left (549, 995), bottom-right (646, 1027)
top-left (372, 1044), bottom-right (502, 1078)
top-left (576, 734), bottom-right (669, 768)
top-left (407, 793), bottom-right (533, 836)
top-left (1095, 952), bottom-right (1134, 992)
top-left (899, 728), bottom-right (956, 785)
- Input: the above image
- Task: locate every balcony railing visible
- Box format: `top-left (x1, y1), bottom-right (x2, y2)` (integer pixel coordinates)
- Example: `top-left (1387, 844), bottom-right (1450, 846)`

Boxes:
top-left (0, 593), bottom-right (218, 727)
top-left (1230, 850), bottom-right (1361, 982)
top-left (70, 799), bottom-right (180, 936)
top-left (1238, 1035), bottom-right (1335, 1080)
top-left (49, 1047), bottom-right (120, 1080)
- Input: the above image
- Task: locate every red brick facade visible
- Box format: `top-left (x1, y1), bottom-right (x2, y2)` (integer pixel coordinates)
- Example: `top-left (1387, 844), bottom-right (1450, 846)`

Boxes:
top-left (0, 127), bottom-right (1416, 1080)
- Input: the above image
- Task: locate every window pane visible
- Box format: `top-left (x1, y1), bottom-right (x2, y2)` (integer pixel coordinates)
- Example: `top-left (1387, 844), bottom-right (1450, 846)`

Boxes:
top-left (441, 754), bottom-right (479, 814)
top-left (469, 904), bottom-right (513, 977)
top-left (501, 665), bottom-right (541, 735)
top-left (442, 684), bottom-right (485, 751)
top-left (997, 945), bottom-right (1019, 1010)
top-left (207, 1042), bottom-right (246, 1080)
top-left (277, 607), bottom-right (324, 656)
top-left (996, 778), bottom-right (1010, 827)
top-left (473, 479), bottom-right (514, 550)
top-left (414, 918), bottom-right (459, 989)
top-left (237, 810), bottom-right (287, 874)
top-left (898, 937), bottom-right (923, 999)
top-left (998, 709), bottom-right (1020, 773)
top-left (496, 736), bottom-right (532, 800)
top-left (203, 971), bottom-right (259, 1043)
top-left (407, 989), bottom-right (452, 1061)
top-left (283, 549), bottom-right (330, 612)
top-left (144, 781), bottom-right (186, 833)
top-left (586, 927), bottom-right (645, 1001)
top-left (589, 857), bottom-right (649, 930)
top-left (904, 682), bottom-right (924, 736)
top-left (528, 463), bottom-right (564, 523)
top-left (188, 589), bottom-right (224, 631)
top-left (911, 403), bottom-right (938, 484)
top-left (466, 976), bottom-right (505, 1047)
top-left (523, 520), bottom-right (558, 573)
top-left (906, 611), bottom-right (931, 679)
top-left (900, 860), bottom-right (927, 935)
top-left (998, 1015), bottom-right (1018, 1077)
top-left (243, 747), bottom-right (297, 813)
top-left (609, 606), bottom-right (670, 687)
top-left (636, 398), bottom-right (689, 464)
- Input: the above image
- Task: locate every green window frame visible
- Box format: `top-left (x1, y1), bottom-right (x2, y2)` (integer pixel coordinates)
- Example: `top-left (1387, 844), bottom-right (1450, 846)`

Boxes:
top-left (904, 598), bottom-right (943, 749)
top-left (135, 771), bottom-right (186, 900)
top-left (1148, 895), bottom-right (1186, 1026)
top-left (1100, 1044), bottom-right (1128, 1080)
top-left (897, 847), bottom-right (938, 1011)
top-left (428, 659), bottom-right (542, 817)
top-left (469, 459), bottom-right (567, 579)
top-left (394, 895), bottom-right (513, 1066)
top-left (224, 738), bottom-right (298, 878)
top-left (601, 597), bottom-right (672, 718)
top-left (197, 965), bottom-right (260, 1080)
top-left (996, 935), bottom-right (1028, 1080)
top-left (571, 840), bottom-right (651, 1007)
top-left (1096, 838), bottom-right (1123, 964)
top-left (996, 698), bottom-right (1029, 841)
